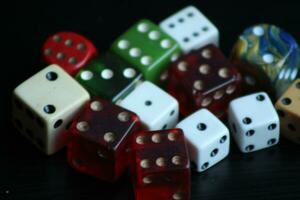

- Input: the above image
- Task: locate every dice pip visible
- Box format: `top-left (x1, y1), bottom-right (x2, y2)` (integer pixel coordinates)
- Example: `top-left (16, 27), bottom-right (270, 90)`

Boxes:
top-left (118, 81), bottom-right (179, 131)
top-left (111, 19), bottom-right (181, 83)
top-left (228, 92), bottom-right (280, 153)
top-left (12, 64), bottom-right (90, 155)
top-left (275, 79), bottom-right (300, 144)
top-left (167, 44), bottom-right (241, 118)
top-left (230, 24), bottom-right (300, 98)
top-left (176, 109), bottom-right (230, 172)
top-left (42, 32), bottom-right (98, 75)
top-left (67, 98), bottom-right (141, 182)
top-left (75, 53), bottom-right (143, 102)
top-left (130, 129), bottom-right (190, 200)
top-left (160, 5), bottom-right (219, 53)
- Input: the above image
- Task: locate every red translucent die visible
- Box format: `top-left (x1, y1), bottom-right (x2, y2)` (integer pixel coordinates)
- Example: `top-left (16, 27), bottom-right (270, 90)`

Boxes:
top-left (42, 32), bottom-right (98, 75)
top-left (67, 98), bottom-right (141, 182)
top-left (130, 129), bottom-right (190, 200)
top-left (167, 44), bottom-right (241, 118)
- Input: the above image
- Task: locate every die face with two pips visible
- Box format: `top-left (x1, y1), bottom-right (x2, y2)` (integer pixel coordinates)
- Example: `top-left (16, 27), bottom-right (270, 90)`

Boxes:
top-left (228, 92), bottom-right (280, 153)
top-left (230, 24), bottom-right (300, 98)
top-left (67, 98), bottom-right (141, 181)
top-left (111, 19), bottom-right (181, 83)
top-left (130, 129), bottom-right (190, 200)
top-left (43, 32), bottom-right (98, 75)
top-left (12, 64), bottom-right (90, 155)
top-left (167, 44), bottom-right (241, 117)
top-left (276, 79), bottom-right (300, 144)
top-left (75, 53), bottom-right (143, 103)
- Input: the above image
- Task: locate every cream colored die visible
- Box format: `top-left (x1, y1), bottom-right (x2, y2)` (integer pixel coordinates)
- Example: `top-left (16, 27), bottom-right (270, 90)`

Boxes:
top-left (275, 79), bottom-right (300, 144)
top-left (12, 64), bottom-right (90, 155)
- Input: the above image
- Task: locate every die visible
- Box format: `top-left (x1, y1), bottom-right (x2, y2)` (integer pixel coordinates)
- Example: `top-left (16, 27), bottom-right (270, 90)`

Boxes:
top-left (118, 81), bottom-right (179, 131)
top-left (12, 64), bottom-right (90, 155)
top-left (230, 24), bottom-right (300, 98)
top-left (130, 129), bottom-right (190, 200)
top-left (176, 109), bottom-right (230, 172)
top-left (110, 19), bottom-right (181, 83)
top-left (167, 44), bottom-right (241, 118)
top-left (228, 92), bottom-right (280, 153)
top-left (42, 32), bottom-right (98, 75)
top-left (75, 53), bottom-right (143, 102)
top-left (67, 98), bottom-right (141, 181)
top-left (275, 79), bottom-right (300, 144)
top-left (160, 5), bottom-right (219, 53)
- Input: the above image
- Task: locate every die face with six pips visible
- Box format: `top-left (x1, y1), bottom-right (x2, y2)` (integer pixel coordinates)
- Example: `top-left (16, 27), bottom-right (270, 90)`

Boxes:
top-left (130, 129), bottom-right (190, 200)
top-left (42, 32), bottom-right (98, 75)
top-left (167, 44), bottom-right (241, 118)
top-left (67, 98), bottom-right (141, 181)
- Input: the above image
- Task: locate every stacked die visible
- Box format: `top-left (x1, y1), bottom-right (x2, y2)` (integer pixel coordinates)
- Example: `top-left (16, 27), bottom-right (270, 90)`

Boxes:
top-left (12, 4), bottom-right (300, 200)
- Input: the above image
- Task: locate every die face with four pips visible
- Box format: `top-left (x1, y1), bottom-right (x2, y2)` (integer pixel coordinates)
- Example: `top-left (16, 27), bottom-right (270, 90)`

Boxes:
top-left (167, 44), bottom-right (241, 118)
top-left (67, 98), bottom-right (141, 181)
top-left (42, 32), bottom-right (98, 75)
top-left (111, 19), bottom-right (182, 83)
top-left (130, 129), bottom-right (190, 200)
top-left (275, 79), bottom-right (300, 144)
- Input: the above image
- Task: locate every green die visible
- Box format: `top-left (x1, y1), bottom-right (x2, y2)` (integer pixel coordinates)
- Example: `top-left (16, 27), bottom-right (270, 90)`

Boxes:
top-left (75, 53), bottom-right (143, 102)
top-left (111, 19), bottom-right (182, 83)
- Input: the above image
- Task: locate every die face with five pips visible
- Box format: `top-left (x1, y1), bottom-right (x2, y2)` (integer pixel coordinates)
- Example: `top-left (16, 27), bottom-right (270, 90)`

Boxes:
top-left (130, 129), bottom-right (190, 200)
top-left (67, 98), bottom-right (141, 181)
top-left (42, 32), bottom-right (98, 75)
top-left (111, 19), bottom-right (181, 83)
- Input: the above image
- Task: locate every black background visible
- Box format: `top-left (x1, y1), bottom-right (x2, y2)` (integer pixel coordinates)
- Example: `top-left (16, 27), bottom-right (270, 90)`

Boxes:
top-left (3, 0), bottom-right (300, 199)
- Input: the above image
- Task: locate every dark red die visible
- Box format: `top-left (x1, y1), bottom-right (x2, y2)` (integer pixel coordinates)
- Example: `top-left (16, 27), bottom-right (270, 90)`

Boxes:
top-left (167, 44), bottom-right (241, 118)
top-left (130, 129), bottom-right (190, 200)
top-left (42, 32), bottom-right (98, 75)
top-left (67, 98), bottom-right (141, 182)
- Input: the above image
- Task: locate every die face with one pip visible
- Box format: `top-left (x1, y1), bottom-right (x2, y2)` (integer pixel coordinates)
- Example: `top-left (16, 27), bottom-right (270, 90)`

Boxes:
top-left (12, 64), bottom-right (90, 155)
top-left (160, 5), bottom-right (219, 53)
top-left (118, 81), bottom-right (179, 131)
top-left (176, 109), bottom-right (230, 172)
top-left (167, 44), bottom-right (241, 118)
top-left (131, 129), bottom-right (190, 200)
top-left (230, 24), bottom-right (300, 98)
top-left (42, 32), bottom-right (98, 75)
top-left (111, 19), bottom-right (181, 83)
top-left (228, 92), bottom-right (280, 153)
top-left (67, 98), bottom-right (141, 182)
top-left (275, 79), bottom-right (300, 144)
top-left (75, 53), bottom-right (143, 103)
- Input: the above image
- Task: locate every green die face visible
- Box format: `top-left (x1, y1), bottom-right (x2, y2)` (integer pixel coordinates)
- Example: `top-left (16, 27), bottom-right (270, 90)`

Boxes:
top-left (111, 19), bottom-right (182, 82)
top-left (75, 53), bottom-right (143, 102)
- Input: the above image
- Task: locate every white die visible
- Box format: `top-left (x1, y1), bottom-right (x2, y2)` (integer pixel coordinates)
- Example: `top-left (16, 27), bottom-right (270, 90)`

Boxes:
top-left (118, 81), bottom-right (179, 130)
top-left (228, 92), bottom-right (280, 153)
top-left (176, 109), bottom-right (230, 172)
top-left (12, 64), bottom-right (90, 155)
top-left (159, 5), bottom-right (219, 53)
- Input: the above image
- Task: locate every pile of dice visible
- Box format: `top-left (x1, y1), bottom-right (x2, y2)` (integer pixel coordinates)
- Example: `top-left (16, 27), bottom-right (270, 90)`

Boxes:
top-left (11, 5), bottom-right (300, 200)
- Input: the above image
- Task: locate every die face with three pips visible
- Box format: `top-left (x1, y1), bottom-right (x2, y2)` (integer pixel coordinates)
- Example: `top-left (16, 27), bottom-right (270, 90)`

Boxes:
top-left (67, 98), bottom-right (141, 181)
